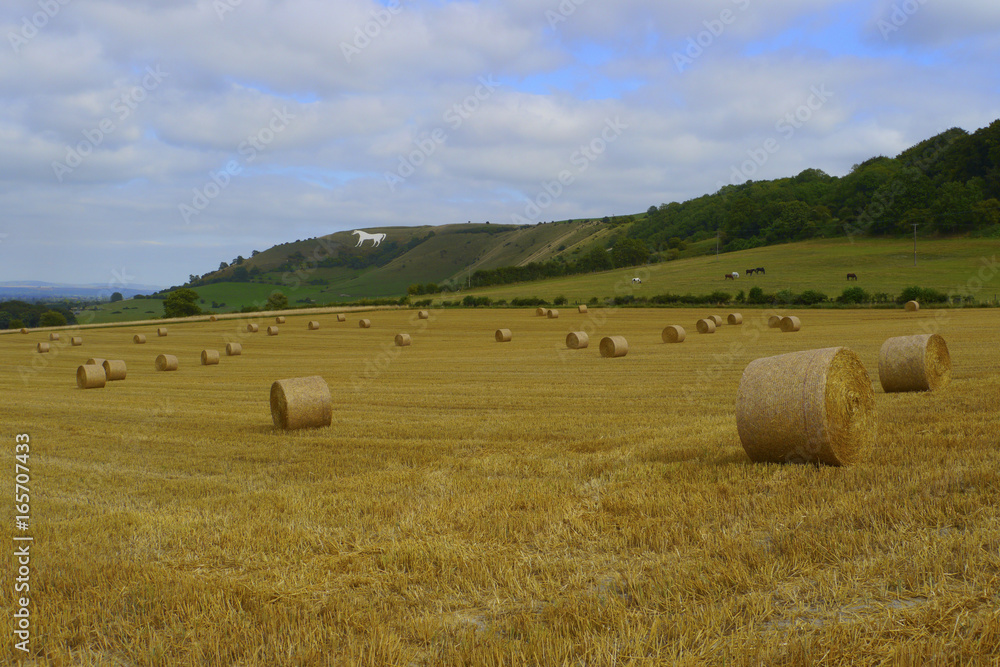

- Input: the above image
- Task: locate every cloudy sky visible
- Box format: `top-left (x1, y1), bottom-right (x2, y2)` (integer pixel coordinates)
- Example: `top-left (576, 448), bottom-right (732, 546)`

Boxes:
top-left (2, 0), bottom-right (998, 287)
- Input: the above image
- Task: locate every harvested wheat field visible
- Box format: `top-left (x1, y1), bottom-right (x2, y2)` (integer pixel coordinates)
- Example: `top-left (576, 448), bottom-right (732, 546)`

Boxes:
top-left (2, 307), bottom-right (999, 665)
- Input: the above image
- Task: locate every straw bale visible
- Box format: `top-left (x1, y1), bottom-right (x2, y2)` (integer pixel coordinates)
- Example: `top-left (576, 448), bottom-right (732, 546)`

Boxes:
top-left (102, 360), bottom-right (127, 381)
top-left (878, 334), bottom-right (951, 393)
top-left (154, 354), bottom-right (178, 372)
top-left (599, 336), bottom-right (628, 358)
top-left (77, 364), bottom-right (106, 389)
top-left (661, 325), bottom-right (686, 343)
top-left (270, 376), bottom-right (332, 430)
top-left (566, 331), bottom-right (589, 349)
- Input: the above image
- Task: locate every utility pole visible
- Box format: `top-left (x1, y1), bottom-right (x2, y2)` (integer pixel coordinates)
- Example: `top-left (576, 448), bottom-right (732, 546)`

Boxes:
top-left (912, 223), bottom-right (919, 266)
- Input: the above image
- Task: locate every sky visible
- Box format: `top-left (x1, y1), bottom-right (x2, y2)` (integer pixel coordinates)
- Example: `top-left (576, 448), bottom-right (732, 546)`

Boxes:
top-left (2, 0), bottom-right (999, 288)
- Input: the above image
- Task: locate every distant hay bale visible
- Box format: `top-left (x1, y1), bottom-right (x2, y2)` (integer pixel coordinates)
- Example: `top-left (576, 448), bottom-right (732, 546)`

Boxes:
top-left (201, 349), bottom-right (220, 366)
top-left (102, 360), bottom-right (127, 381)
top-left (395, 333), bottom-right (411, 347)
top-left (709, 315), bottom-right (723, 327)
top-left (270, 376), bottom-right (332, 430)
top-left (696, 318), bottom-right (716, 334)
top-left (49, 333), bottom-right (59, 341)
top-left (76, 364), bottom-right (106, 389)
top-left (599, 336), bottom-right (628, 358)
top-left (36, 343), bottom-right (49, 353)
top-left (247, 323), bottom-right (259, 333)
top-left (157, 327), bottom-right (167, 337)
top-left (578, 304), bottom-right (588, 313)
top-left (359, 319), bottom-right (371, 328)
top-left (275, 316), bottom-right (285, 324)
top-left (566, 331), bottom-right (589, 349)
top-left (267, 326), bottom-right (279, 336)
top-left (779, 316), bottom-right (801, 332)
top-left (308, 320), bottom-right (320, 330)
top-left (20, 328), bottom-right (28, 334)
top-left (210, 315), bottom-right (218, 322)
top-left (905, 300), bottom-right (920, 312)
top-left (662, 325), bottom-right (686, 343)
top-left (878, 334), bottom-right (951, 393)
top-left (418, 310), bottom-right (430, 319)
top-left (736, 346), bottom-right (875, 466)
top-left (536, 307), bottom-right (547, 316)
top-left (133, 334), bottom-right (146, 344)
top-left (547, 309), bottom-right (559, 319)
top-left (154, 354), bottom-right (178, 372)
top-left (86, 357), bottom-right (106, 367)
top-left (727, 313), bottom-right (743, 325)
top-left (768, 315), bottom-right (782, 329)
top-left (226, 342), bottom-right (242, 356)
top-left (495, 328), bottom-right (512, 342)
top-left (337, 314), bottom-right (346, 322)
top-left (71, 336), bottom-right (83, 346)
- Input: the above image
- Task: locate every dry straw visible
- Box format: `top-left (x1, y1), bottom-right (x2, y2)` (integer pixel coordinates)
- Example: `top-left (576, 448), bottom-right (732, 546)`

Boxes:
top-left (359, 319), bottom-right (371, 328)
top-left (599, 336), bottom-right (629, 358)
top-left (905, 300), bottom-right (920, 312)
top-left (878, 333), bottom-right (951, 393)
top-left (71, 336), bottom-right (83, 346)
top-left (210, 315), bottom-right (218, 322)
top-left (547, 309), bottom-right (560, 319)
top-left (536, 307), bottom-right (547, 316)
top-left (157, 327), bottom-right (168, 337)
top-left (709, 315), bottom-right (723, 327)
top-left (36, 343), bottom-right (49, 353)
top-left (267, 326), bottom-right (279, 336)
top-left (154, 354), bottom-right (178, 372)
top-left (727, 313), bottom-right (743, 325)
top-left (395, 333), bottom-right (411, 347)
top-left (102, 360), bottom-right (127, 381)
top-left (696, 318), bottom-right (716, 334)
top-left (768, 315), bottom-right (782, 329)
top-left (49, 333), bottom-right (59, 341)
top-left (20, 328), bottom-right (28, 334)
top-left (418, 310), bottom-right (430, 319)
top-left (337, 314), bottom-right (346, 322)
top-left (780, 316), bottom-right (801, 332)
top-left (308, 321), bottom-right (320, 330)
top-left (247, 323), bottom-right (259, 333)
top-left (86, 357), bottom-right (106, 367)
top-left (226, 343), bottom-right (242, 356)
top-left (495, 328), bottom-right (512, 342)
top-left (133, 334), bottom-right (146, 344)
top-left (578, 304), bottom-right (588, 313)
top-left (76, 364), bottom-right (106, 389)
top-left (201, 349), bottom-right (220, 366)
top-left (566, 331), bottom-right (589, 349)
top-left (270, 376), bottom-right (332, 430)
top-left (662, 325), bottom-right (686, 343)
top-left (736, 346), bottom-right (875, 466)
top-left (275, 316), bottom-right (285, 324)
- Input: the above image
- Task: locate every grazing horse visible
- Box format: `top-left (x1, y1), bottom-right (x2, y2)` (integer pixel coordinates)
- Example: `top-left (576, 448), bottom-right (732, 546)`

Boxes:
top-left (846, 273), bottom-right (858, 281)
top-left (352, 230), bottom-right (386, 248)
top-left (745, 268), bottom-right (755, 276)
top-left (724, 272), bottom-right (737, 280)
top-left (755, 267), bottom-right (765, 275)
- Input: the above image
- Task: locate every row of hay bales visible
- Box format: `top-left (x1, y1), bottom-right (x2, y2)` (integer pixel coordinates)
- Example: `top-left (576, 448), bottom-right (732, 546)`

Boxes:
top-left (76, 343), bottom-right (246, 389)
top-left (535, 306), bottom-right (589, 317)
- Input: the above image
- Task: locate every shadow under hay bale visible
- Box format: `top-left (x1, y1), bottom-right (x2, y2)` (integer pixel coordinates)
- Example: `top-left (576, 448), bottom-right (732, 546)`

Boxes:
top-left (566, 331), bottom-right (589, 349)
top-left (77, 364), bottom-right (106, 389)
top-left (600, 336), bottom-right (628, 358)
top-left (662, 325), bottom-right (685, 343)
top-left (270, 376), bottom-right (332, 430)
top-left (495, 328), bottom-right (512, 342)
top-left (879, 334), bottom-right (950, 393)
top-left (103, 360), bottom-right (127, 381)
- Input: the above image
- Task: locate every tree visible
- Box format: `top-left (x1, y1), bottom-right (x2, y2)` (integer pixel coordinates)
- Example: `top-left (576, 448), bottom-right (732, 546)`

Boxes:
top-left (219, 261), bottom-right (229, 271)
top-left (0, 310), bottom-right (11, 329)
top-left (163, 289), bottom-right (201, 318)
top-left (110, 292), bottom-right (124, 302)
top-left (611, 238), bottom-right (649, 268)
top-left (39, 310), bottom-right (67, 327)
top-left (265, 291), bottom-right (288, 311)
top-left (231, 266), bottom-right (250, 282)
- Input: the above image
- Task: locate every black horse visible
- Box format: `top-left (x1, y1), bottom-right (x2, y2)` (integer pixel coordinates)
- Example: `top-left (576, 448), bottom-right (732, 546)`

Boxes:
top-left (745, 268), bottom-right (755, 276)
top-left (755, 267), bottom-right (765, 275)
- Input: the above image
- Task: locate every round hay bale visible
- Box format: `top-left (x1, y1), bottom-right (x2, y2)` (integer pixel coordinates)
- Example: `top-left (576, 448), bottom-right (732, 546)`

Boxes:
top-left (37, 342), bottom-right (50, 353)
top-left (727, 313), bottom-right (743, 325)
top-left (578, 304), bottom-right (588, 313)
top-left (133, 334), bottom-right (146, 344)
top-left (86, 358), bottom-right (106, 367)
top-left (210, 315), bottom-right (218, 322)
top-left (547, 309), bottom-right (559, 319)
top-left (77, 364), bottom-right (106, 389)
top-left (337, 314), bottom-right (346, 322)
top-left (20, 328), bottom-right (28, 334)
top-left (395, 333), bottom-right (411, 347)
top-left (154, 354), bottom-right (178, 372)
top-left (102, 360), bottom-right (127, 381)
top-left (201, 349), bottom-right (220, 366)
top-left (495, 328), bottom-right (512, 342)
top-left (275, 316), bottom-right (285, 324)
top-left (71, 336), bottom-right (83, 346)
top-left (779, 316), bottom-right (801, 332)
top-left (267, 326), bottom-right (279, 336)
top-left (536, 307), bottom-right (547, 316)
top-left (226, 342), bottom-right (242, 356)
top-left (599, 336), bottom-right (628, 358)
top-left (737, 347), bottom-right (875, 466)
top-left (247, 323), bottom-right (259, 333)
top-left (661, 325), bottom-right (686, 343)
top-left (768, 315), bottom-right (782, 329)
top-left (709, 315), bottom-right (723, 327)
top-left (417, 310), bottom-right (430, 319)
top-left (566, 331), bottom-right (589, 349)
top-left (696, 318), bottom-right (716, 334)
top-left (270, 376), bottom-right (332, 430)
top-left (878, 334), bottom-right (950, 393)
top-left (359, 319), bottom-right (371, 329)
top-left (49, 333), bottom-right (59, 341)
top-left (157, 328), bottom-right (167, 337)
top-left (308, 321), bottom-right (320, 330)
top-left (905, 300), bottom-right (920, 312)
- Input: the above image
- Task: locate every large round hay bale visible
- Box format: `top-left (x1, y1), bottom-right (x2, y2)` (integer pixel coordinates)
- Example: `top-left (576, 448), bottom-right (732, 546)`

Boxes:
top-left (599, 336), bottom-right (628, 358)
top-left (878, 334), bottom-right (950, 393)
top-left (779, 316), bottom-right (801, 332)
top-left (71, 336), bottom-right (83, 346)
top-left (662, 325), bottom-right (686, 343)
top-left (337, 314), bottom-right (346, 322)
top-left (307, 320), bottom-right (320, 330)
top-left (578, 304), bottom-right (588, 313)
top-left (20, 328), bottom-right (28, 334)
top-left (905, 300), bottom-right (920, 312)
top-left (157, 327), bottom-right (167, 337)
top-left (201, 349), bottom-right (220, 366)
top-left (395, 333), bottom-right (411, 347)
top-left (566, 331), bottom-right (589, 349)
top-left (77, 364), bottom-right (106, 389)
top-left (102, 360), bottom-right (127, 381)
top-left (736, 347), bottom-right (875, 466)
top-left (267, 326), bottom-right (279, 336)
top-left (495, 328), bottom-right (512, 342)
top-left (154, 354), bottom-right (178, 372)
top-left (768, 315), bottom-right (782, 329)
top-left (247, 323), bottom-right (259, 333)
top-left (49, 333), bottom-right (59, 341)
top-left (86, 358), bottom-right (106, 367)
top-left (275, 316), bottom-right (285, 324)
top-left (536, 307), bottom-right (547, 316)
top-left (696, 318), bottom-right (716, 334)
top-left (547, 309), bottom-right (559, 319)
top-left (270, 376), bottom-right (332, 430)
top-left (359, 319), bottom-right (371, 328)
top-left (210, 315), bottom-right (218, 322)
top-left (417, 310), bottom-right (430, 319)
top-left (226, 342), bottom-right (242, 356)
top-left (709, 315), bottom-right (723, 327)
top-left (36, 343), bottom-right (49, 353)
top-left (727, 313), bottom-right (743, 325)
top-left (133, 334), bottom-right (146, 344)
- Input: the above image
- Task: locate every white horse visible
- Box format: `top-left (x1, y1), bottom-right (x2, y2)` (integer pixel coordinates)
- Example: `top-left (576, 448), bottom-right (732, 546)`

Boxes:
top-left (351, 230), bottom-right (386, 247)
top-left (632, 277), bottom-right (642, 284)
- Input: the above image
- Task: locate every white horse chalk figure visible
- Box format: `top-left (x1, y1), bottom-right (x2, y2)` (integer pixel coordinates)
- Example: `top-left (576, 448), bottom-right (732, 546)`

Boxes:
top-left (351, 230), bottom-right (386, 247)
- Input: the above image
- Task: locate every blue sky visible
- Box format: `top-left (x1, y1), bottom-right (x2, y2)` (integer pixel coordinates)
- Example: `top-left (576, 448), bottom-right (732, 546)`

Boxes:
top-left (1, 0), bottom-right (998, 287)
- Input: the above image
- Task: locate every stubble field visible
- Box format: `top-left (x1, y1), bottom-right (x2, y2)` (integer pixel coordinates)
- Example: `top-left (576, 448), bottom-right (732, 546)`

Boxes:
top-left (2, 306), bottom-right (999, 665)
